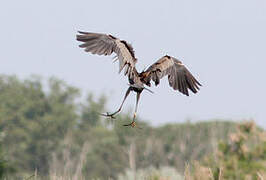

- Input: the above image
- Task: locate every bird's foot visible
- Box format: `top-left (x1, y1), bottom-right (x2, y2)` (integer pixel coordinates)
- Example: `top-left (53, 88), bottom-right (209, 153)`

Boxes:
top-left (100, 112), bottom-right (116, 119)
top-left (123, 121), bottom-right (142, 129)
top-left (123, 121), bottom-right (136, 127)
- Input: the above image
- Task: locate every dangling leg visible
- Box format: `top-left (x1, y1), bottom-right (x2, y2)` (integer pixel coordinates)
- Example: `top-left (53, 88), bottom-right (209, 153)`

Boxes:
top-left (101, 87), bottom-right (131, 119)
top-left (124, 92), bottom-right (141, 127)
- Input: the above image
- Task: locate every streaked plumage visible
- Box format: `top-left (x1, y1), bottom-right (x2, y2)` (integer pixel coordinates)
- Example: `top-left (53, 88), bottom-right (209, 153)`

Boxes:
top-left (140, 55), bottom-right (201, 96)
top-left (76, 31), bottom-right (137, 79)
top-left (76, 31), bottom-right (201, 127)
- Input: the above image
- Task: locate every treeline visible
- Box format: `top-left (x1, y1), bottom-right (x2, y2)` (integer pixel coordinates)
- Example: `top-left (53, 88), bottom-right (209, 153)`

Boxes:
top-left (0, 75), bottom-right (265, 179)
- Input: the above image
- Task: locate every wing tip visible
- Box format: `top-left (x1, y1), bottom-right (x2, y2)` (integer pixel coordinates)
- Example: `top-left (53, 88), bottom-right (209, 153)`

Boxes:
top-left (198, 82), bottom-right (202, 87)
top-left (77, 30), bottom-right (88, 34)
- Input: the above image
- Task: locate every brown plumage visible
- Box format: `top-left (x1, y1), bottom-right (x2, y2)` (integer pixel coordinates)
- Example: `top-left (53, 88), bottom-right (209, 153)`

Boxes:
top-left (76, 31), bottom-right (201, 127)
top-left (76, 31), bottom-right (137, 75)
top-left (141, 56), bottom-right (201, 96)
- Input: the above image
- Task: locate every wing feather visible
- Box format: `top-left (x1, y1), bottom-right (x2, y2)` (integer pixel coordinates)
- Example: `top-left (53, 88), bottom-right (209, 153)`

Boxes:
top-left (76, 31), bottom-right (137, 77)
top-left (142, 55), bottom-right (201, 96)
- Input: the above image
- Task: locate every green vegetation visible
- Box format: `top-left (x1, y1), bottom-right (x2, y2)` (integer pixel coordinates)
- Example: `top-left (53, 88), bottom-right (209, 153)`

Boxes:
top-left (203, 122), bottom-right (266, 179)
top-left (0, 75), bottom-right (265, 179)
top-left (0, 139), bottom-right (7, 178)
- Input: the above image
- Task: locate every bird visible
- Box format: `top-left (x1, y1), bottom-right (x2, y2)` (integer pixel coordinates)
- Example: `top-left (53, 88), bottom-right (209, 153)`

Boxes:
top-left (76, 31), bottom-right (201, 128)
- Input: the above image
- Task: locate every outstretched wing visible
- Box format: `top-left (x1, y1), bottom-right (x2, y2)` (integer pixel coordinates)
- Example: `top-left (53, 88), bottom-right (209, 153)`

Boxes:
top-left (76, 31), bottom-right (137, 76)
top-left (141, 55), bottom-right (201, 96)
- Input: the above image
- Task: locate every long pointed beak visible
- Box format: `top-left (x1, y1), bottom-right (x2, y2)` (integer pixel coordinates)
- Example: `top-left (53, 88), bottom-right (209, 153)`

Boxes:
top-left (144, 87), bottom-right (154, 94)
top-left (127, 84), bottom-right (154, 94)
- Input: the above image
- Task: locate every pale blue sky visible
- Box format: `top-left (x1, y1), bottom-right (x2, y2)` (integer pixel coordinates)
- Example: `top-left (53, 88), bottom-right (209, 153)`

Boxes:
top-left (1, 0), bottom-right (266, 127)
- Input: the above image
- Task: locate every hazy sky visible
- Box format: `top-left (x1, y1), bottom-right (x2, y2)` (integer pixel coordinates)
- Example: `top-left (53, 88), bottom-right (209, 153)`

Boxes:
top-left (1, 0), bottom-right (266, 128)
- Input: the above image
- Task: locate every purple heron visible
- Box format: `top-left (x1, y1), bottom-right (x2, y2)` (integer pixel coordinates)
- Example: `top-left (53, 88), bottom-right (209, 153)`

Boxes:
top-left (76, 31), bottom-right (201, 127)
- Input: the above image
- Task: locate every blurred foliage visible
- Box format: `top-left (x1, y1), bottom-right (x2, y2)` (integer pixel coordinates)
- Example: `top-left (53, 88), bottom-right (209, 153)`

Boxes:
top-left (0, 75), bottom-right (80, 178)
top-left (202, 121), bottom-right (266, 179)
top-left (118, 166), bottom-right (183, 180)
top-left (0, 137), bottom-right (7, 178)
top-left (0, 75), bottom-right (265, 179)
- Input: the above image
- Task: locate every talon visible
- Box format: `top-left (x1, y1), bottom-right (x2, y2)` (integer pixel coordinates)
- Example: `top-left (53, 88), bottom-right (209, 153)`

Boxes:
top-left (131, 121), bottom-right (136, 127)
top-left (100, 112), bottom-right (116, 119)
top-left (123, 121), bottom-right (137, 128)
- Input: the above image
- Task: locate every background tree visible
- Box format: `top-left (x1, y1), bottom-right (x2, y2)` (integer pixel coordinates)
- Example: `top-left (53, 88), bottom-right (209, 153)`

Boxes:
top-left (1, 74), bottom-right (265, 179)
top-left (203, 121), bottom-right (266, 179)
top-left (0, 75), bottom-right (79, 177)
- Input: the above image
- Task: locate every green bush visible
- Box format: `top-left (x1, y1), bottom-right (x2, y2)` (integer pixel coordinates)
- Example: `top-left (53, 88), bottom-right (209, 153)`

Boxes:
top-left (203, 121), bottom-right (266, 179)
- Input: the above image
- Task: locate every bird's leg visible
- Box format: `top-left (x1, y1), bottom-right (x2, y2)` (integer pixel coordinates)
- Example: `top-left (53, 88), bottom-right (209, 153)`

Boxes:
top-left (101, 87), bottom-right (131, 119)
top-left (124, 92), bottom-right (141, 128)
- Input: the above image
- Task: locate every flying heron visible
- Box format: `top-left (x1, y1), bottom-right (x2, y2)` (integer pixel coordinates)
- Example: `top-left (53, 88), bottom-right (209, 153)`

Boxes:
top-left (76, 31), bottom-right (201, 127)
